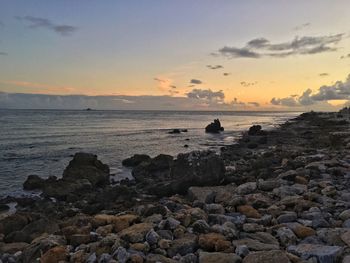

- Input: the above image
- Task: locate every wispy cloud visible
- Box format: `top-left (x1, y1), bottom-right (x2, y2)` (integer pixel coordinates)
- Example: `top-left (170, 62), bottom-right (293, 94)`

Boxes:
top-left (294, 23), bottom-right (310, 31)
top-left (216, 33), bottom-right (344, 59)
top-left (240, 81), bottom-right (257, 87)
top-left (223, 73), bottom-right (231, 76)
top-left (341, 53), bottom-right (350, 59)
top-left (16, 16), bottom-right (77, 36)
top-left (190, 79), bottom-right (203, 85)
top-left (319, 73), bottom-right (329, 77)
top-left (206, 65), bottom-right (223, 70)
top-left (0, 52), bottom-right (8, 56)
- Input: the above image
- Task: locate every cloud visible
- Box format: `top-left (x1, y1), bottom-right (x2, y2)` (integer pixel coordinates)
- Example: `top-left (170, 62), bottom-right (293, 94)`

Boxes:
top-left (240, 81), bottom-right (257, 87)
top-left (294, 23), bottom-right (311, 31)
top-left (16, 16), bottom-right (77, 36)
top-left (341, 54), bottom-right (350, 59)
top-left (223, 73), bottom-right (230, 76)
top-left (271, 74), bottom-right (350, 107)
top-left (186, 88), bottom-right (225, 102)
top-left (319, 73), bottom-right (329, 77)
top-left (0, 52), bottom-right (8, 56)
top-left (207, 65), bottom-right (224, 70)
top-left (248, 102), bottom-right (260, 107)
top-left (217, 33), bottom-right (344, 59)
top-left (190, 79), bottom-right (203, 85)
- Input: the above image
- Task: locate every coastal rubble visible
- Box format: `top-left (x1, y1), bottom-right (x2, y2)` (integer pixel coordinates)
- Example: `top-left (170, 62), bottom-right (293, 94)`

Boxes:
top-left (1, 111), bottom-right (350, 262)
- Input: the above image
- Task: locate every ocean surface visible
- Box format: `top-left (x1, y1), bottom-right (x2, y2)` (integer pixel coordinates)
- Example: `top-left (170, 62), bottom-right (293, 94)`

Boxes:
top-left (0, 109), bottom-right (299, 197)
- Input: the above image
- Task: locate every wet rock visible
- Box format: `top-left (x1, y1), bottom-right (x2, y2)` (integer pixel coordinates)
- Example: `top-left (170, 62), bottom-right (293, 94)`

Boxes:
top-left (0, 242), bottom-right (29, 254)
top-left (247, 125), bottom-right (266, 136)
top-left (23, 174), bottom-right (46, 190)
top-left (287, 244), bottom-right (343, 263)
top-left (242, 250), bottom-right (290, 263)
top-left (205, 119), bottom-right (224, 133)
top-left (122, 154), bottom-right (151, 167)
top-left (198, 251), bottom-right (241, 263)
top-left (235, 245), bottom-right (249, 258)
top-left (277, 212), bottom-right (297, 224)
top-left (192, 219), bottom-right (210, 234)
top-left (232, 238), bottom-right (279, 251)
top-left (276, 227), bottom-right (297, 247)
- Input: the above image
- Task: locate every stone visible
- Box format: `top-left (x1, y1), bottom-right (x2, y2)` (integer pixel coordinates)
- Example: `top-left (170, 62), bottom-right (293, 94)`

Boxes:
top-left (257, 180), bottom-right (280, 192)
top-left (287, 244), bottom-right (343, 263)
top-left (0, 242), bottom-right (29, 254)
top-left (276, 227), bottom-right (297, 247)
top-left (198, 233), bottom-right (229, 252)
top-left (235, 245), bottom-right (249, 258)
top-left (145, 229), bottom-right (160, 246)
top-left (118, 223), bottom-right (153, 243)
top-left (40, 246), bottom-right (69, 263)
top-left (340, 231), bottom-right (350, 246)
top-left (339, 209), bottom-right (350, 221)
top-left (237, 205), bottom-right (261, 219)
top-left (69, 234), bottom-right (91, 246)
top-left (198, 251), bottom-right (241, 263)
top-left (167, 234), bottom-right (198, 257)
top-left (23, 175), bottom-right (46, 190)
top-left (242, 250), bottom-right (290, 263)
top-left (288, 224), bottom-right (316, 238)
top-left (236, 182), bottom-right (257, 195)
top-left (146, 254), bottom-right (177, 263)
top-left (232, 238), bottom-right (279, 251)
top-left (192, 219), bottom-right (210, 234)
top-left (277, 212), bottom-right (297, 224)
top-left (122, 154), bottom-right (151, 167)
top-left (204, 204), bottom-right (225, 214)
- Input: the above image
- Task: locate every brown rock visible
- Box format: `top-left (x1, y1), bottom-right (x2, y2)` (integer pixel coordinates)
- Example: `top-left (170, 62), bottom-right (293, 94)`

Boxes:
top-left (93, 214), bottom-right (139, 232)
top-left (119, 223), bottom-right (153, 243)
top-left (130, 254), bottom-right (144, 263)
top-left (69, 234), bottom-right (91, 246)
top-left (40, 246), bottom-right (69, 263)
top-left (237, 205), bottom-right (261, 219)
top-left (243, 250), bottom-right (290, 263)
top-left (199, 233), bottom-right (229, 252)
top-left (294, 176), bottom-right (308, 185)
top-left (292, 225), bottom-right (315, 238)
top-left (199, 251), bottom-right (241, 263)
top-left (96, 224), bottom-right (114, 237)
top-left (0, 242), bottom-right (29, 254)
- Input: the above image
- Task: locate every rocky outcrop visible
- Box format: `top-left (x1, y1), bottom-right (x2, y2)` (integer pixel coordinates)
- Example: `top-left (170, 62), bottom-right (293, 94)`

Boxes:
top-left (205, 119), bottom-right (224, 133)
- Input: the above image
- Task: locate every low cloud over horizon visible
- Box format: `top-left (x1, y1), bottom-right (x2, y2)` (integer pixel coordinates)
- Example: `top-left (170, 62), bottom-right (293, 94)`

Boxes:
top-left (0, 88), bottom-right (262, 111)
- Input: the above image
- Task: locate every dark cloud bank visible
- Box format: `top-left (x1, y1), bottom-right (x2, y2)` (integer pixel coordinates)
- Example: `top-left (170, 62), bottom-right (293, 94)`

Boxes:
top-left (217, 33), bottom-right (344, 58)
top-left (0, 88), bottom-right (260, 110)
top-left (16, 16), bottom-right (77, 36)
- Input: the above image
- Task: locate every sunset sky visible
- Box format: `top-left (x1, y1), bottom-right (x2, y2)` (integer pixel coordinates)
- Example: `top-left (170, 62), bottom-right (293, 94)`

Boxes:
top-left (1, 0), bottom-right (350, 110)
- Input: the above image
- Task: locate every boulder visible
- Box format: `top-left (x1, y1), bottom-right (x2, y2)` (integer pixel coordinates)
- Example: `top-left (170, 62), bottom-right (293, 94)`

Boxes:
top-left (118, 223), bottom-right (153, 243)
top-left (205, 119), bottom-right (224, 133)
top-left (23, 175), bottom-right (46, 190)
top-left (122, 154), bottom-right (151, 167)
top-left (40, 246), bottom-right (69, 263)
top-left (167, 234), bottom-right (198, 257)
top-left (247, 125), bottom-right (266, 136)
top-left (63, 152), bottom-right (110, 187)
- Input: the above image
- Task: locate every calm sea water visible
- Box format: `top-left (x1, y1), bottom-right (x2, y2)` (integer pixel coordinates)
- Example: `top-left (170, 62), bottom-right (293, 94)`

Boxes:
top-left (0, 109), bottom-right (299, 196)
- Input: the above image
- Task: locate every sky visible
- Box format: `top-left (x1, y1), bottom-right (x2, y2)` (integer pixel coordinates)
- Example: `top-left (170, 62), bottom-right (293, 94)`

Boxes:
top-left (1, 0), bottom-right (350, 110)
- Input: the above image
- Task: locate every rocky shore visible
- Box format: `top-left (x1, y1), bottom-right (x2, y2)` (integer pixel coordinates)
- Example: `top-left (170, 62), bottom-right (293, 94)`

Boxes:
top-left (1, 110), bottom-right (350, 262)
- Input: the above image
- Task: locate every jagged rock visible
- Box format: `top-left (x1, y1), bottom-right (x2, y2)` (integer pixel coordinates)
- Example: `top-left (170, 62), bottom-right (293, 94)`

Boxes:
top-left (23, 175), bottom-right (46, 190)
top-left (247, 125), bottom-right (266, 136)
top-left (205, 119), bottom-right (224, 133)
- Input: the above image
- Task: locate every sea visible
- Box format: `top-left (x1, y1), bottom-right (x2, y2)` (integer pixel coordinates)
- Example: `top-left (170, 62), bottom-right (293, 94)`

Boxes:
top-left (0, 109), bottom-right (299, 197)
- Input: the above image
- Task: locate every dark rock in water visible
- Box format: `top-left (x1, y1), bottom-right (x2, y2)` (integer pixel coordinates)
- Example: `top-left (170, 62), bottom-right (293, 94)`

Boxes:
top-left (184, 144), bottom-right (189, 148)
top-left (0, 204), bottom-right (10, 212)
top-left (23, 175), bottom-right (46, 190)
top-left (248, 125), bottom-right (266, 136)
top-left (182, 129), bottom-right (188, 132)
top-left (169, 129), bottom-right (181, 134)
top-left (205, 119), bottom-right (224, 133)
top-left (63, 152), bottom-right (110, 187)
top-left (122, 154), bottom-right (151, 167)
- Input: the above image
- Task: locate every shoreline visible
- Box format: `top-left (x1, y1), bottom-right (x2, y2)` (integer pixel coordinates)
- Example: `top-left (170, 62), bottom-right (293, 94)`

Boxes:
top-left (1, 110), bottom-right (350, 262)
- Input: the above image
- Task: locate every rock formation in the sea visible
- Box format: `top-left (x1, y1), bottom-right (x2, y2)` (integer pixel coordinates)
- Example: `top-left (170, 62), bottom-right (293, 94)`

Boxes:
top-left (205, 119), bottom-right (224, 133)
top-left (122, 154), bottom-right (151, 167)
